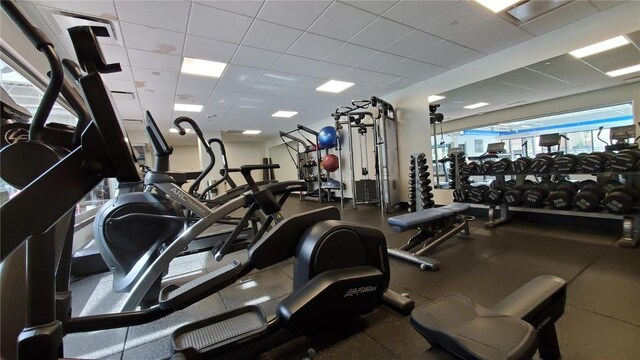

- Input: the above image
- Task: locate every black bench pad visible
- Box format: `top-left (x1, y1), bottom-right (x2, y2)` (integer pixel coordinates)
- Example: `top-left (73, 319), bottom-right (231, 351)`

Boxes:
top-left (411, 293), bottom-right (537, 360)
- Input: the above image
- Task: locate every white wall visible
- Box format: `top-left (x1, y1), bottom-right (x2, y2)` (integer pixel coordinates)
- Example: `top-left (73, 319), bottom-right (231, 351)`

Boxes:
top-left (268, 142), bottom-right (299, 181)
top-left (221, 140), bottom-right (267, 190)
top-left (170, 146), bottom-right (201, 171)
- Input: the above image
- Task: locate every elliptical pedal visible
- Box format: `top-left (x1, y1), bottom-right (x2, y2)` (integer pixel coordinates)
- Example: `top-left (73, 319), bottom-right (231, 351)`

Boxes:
top-left (158, 260), bottom-right (244, 310)
top-left (171, 306), bottom-right (268, 358)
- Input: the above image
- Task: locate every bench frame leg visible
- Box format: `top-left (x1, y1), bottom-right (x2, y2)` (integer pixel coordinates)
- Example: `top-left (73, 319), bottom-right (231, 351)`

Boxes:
top-left (538, 323), bottom-right (561, 360)
top-left (389, 216), bottom-right (470, 271)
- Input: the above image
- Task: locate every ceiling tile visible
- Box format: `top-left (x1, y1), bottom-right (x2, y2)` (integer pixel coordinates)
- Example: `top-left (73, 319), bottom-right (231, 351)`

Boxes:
top-left (417, 40), bottom-right (484, 69)
top-left (103, 78), bottom-right (136, 93)
top-left (348, 17), bottom-right (413, 50)
top-left (132, 67), bottom-right (178, 86)
top-left (383, 76), bottom-right (420, 90)
top-left (215, 78), bottom-right (254, 93)
top-left (450, 16), bottom-right (533, 54)
top-left (127, 49), bottom-right (182, 72)
top-left (323, 43), bottom-right (377, 66)
top-left (338, 68), bottom-right (382, 86)
top-left (270, 54), bottom-right (319, 75)
top-left (223, 65), bottom-right (267, 83)
top-left (258, 71), bottom-right (300, 86)
top-left (382, 0), bottom-right (459, 28)
top-left (303, 61), bottom-right (350, 78)
top-left (176, 74), bottom-right (218, 103)
top-left (342, 1), bottom-right (398, 15)
top-left (136, 82), bottom-right (175, 96)
top-left (289, 76), bottom-right (327, 90)
top-left (419, 1), bottom-right (491, 40)
top-left (114, 0), bottom-right (190, 33)
top-left (257, 1), bottom-right (331, 30)
top-left (183, 35), bottom-right (238, 63)
top-left (383, 30), bottom-right (441, 60)
top-left (589, 0), bottom-right (626, 11)
top-left (389, 58), bottom-right (446, 80)
top-left (188, 3), bottom-right (253, 43)
top-left (308, 2), bottom-right (377, 41)
top-left (231, 46), bottom-right (282, 69)
top-left (115, 98), bottom-right (143, 119)
top-left (28, 0), bottom-right (117, 18)
top-left (495, 68), bottom-right (575, 93)
top-left (120, 22), bottom-right (184, 55)
top-left (242, 20), bottom-right (303, 52)
top-left (208, 91), bottom-right (244, 108)
top-left (194, 0), bottom-right (263, 17)
top-left (355, 51), bottom-right (404, 73)
top-left (580, 44), bottom-right (640, 73)
top-left (100, 44), bottom-right (130, 66)
top-left (526, 54), bottom-right (612, 86)
top-left (520, 1), bottom-right (599, 36)
top-left (287, 33), bottom-right (343, 60)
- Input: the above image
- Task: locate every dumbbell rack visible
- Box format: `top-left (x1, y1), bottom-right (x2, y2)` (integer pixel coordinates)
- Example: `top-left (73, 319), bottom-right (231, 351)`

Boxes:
top-left (478, 171), bottom-right (640, 248)
top-left (408, 153), bottom-right (434, 212)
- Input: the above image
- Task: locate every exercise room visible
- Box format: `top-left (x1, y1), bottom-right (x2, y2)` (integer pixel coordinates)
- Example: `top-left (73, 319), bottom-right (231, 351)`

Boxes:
top-left (1, 0), bottom-right (639, 359)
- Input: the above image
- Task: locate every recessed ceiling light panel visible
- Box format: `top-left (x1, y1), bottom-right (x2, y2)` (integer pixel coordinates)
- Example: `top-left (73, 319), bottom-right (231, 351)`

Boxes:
top-left (181, 57), bottom-right (227, 77)
top-left (316, 80), bottom-right (354, 93)
top-left (474, 0), bottom-right (521, 13)
top-left (569, 36), bottom-right (629, 58)
top-left (169, 128), bottom-right (191, 133)
top-left (174, 103), bottom-right (203, 112)
top-left (428, 95), bottom-right (445, 102)
top-left (272, 111), bottom-right (298, 118)
top-left (606, 64), bottom-right (640, 77)
top-left (463, 102), bottom-right (490, 109)
top-left (243, 130), bottom-right (261, 135)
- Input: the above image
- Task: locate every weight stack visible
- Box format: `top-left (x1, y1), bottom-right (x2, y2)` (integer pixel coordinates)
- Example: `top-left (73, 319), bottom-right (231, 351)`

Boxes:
top-left (448, 152), bottom-right (468, 189)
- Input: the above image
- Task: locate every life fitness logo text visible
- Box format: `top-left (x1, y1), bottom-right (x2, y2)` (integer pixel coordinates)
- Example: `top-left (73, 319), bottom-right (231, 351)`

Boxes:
top-left (344, 286), bottom-right (377, 297)
top-left (4, 128), bottom-right (28, 144)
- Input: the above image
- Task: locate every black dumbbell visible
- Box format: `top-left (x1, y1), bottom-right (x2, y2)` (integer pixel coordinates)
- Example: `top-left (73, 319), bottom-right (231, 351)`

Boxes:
top-left (523, 185), bottom-right (550, 208)
top-left (467, 185), bottom-right (490, 204)
top-left (602, 186), bottom-right (639, 214)
top-left (511, 157), bottom-right (533, 174)
top-left (468, 161), bottom-right (480, 175)
top-left (408, 192), bottom-right (416, 200)
top-left (547, 182), bottom-right (578, 210)
top-left (603, 179), bottom-right (624, 193)
top-left (553, 154), bottom-right (580, 174)
top-left (485, 186), bottom-right (507, 205)
top-left (573, 185), bottom-right (606, 212)
top-left (459, 163), bottom-right (472, 176)
top-left (420, 193), bottom-right (434, 200)
top-left (492, 158), bottom-right (512, 174)
top-left (578, 179), bottom-right (598, 190)
top-left (609, 149), bottom-right (640, 172)
top-left (409, 165), bottom-right (415, 171)
top-left (453, 188), bottom-right (468, 202)
top-left (505, 179), bottom-right (517, 189)
top-left (531, 154), bottom-right (554, 174)
top-left (503, 183), bottom-right (534, 206)
top-left (580, 152), bottom-right (614, 173)
top-left (480, 161), bottom-right (494, 175)
top-left (427, 200), bottom-right (435, 208)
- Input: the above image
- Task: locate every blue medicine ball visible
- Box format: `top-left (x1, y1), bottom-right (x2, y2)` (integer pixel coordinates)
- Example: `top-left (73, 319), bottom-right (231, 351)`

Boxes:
top-left (318, 126), bottom-right (337, 149)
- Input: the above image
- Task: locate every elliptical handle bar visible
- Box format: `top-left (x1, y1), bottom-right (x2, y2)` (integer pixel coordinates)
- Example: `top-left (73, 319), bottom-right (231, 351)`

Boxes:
top-left (1, 0), bottom-right (64, 141)
top-left (196, 138), bottom-right (229, 199)
top-left (173, 117), bottom-right (214, 196)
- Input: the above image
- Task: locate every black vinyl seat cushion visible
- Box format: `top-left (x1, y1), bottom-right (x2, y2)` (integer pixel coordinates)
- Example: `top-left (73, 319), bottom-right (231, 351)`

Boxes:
top-left (410, 294), bottom-right (538, 360)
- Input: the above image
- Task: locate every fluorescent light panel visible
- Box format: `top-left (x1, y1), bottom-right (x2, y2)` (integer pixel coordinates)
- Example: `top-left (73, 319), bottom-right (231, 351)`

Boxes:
top-left (272, 111), bottom-right (298, 118)
top-left (316, 80), bottom-right (354, 93)
top-left (181, 57), bottom-right (226, 77)
top-left (474, 0), bottom-right (521, 13)
top-left (428, 95), bottom-right (445, 102)
top-left (464, 102), bottom-right (490, 109)
top-left (243, 130), bottom-right (261, 135)
top-left (606, 64), bottom-right (640, 77)
top-left (174, 103), bottom-right (203, 112)
top-left (569, 36), bottom-right (629, 58)
top-left (169, 128), bottom-right (191, 133)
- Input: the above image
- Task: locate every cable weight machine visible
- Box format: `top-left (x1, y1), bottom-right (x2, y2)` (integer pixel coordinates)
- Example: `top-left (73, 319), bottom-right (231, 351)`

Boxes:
top-left (333, 96), bottom-right (400, 214)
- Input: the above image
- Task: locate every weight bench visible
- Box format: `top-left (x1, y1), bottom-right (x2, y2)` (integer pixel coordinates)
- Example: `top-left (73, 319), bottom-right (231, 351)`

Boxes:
top-left (411, 275), bottom-right (567, 360)
top-left (387, 203), bottom-right (471, 270)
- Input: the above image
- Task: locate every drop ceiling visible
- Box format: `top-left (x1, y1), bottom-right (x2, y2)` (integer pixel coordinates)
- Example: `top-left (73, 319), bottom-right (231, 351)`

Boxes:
top-left (11, 0), bottom-right (630, 139)
top-left (434, 29), bottom-right (640, 121)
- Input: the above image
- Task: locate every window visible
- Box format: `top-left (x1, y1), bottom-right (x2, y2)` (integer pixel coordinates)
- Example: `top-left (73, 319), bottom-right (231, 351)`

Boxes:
top-left (0, 59), bottom-right (110, 213)
top-left (474, 139), bottom-right (484, 153)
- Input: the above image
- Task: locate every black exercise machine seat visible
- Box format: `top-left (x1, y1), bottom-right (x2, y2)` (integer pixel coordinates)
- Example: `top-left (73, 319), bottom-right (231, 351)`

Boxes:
top-left (411, 294), bottom-right (538, 360)
top-left (388, 203), bottom-right (470, 232)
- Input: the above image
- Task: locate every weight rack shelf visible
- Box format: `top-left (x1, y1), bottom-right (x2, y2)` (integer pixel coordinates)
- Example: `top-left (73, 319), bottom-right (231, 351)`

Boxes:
top-left (469, 201), bottom-right (640, 249)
